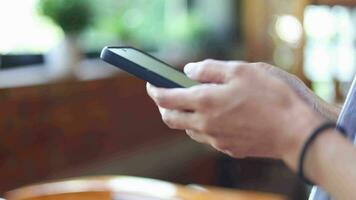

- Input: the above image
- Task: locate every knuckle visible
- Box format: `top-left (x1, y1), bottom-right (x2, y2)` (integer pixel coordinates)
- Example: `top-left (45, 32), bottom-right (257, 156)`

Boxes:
top-left (213, 142), bottom-right (246, 158)
top-left (188, 134), bottom-right (203, 143)
top-left (232, 64), bottom-right (249, 76)
top-left (200, 96), bottom-right (214, 109)
top-left (154, 93), bottom-right (165, 105)
top-left (196, 92), bottom-right (214, 109)
top-left (194, 66), bottom-right (206, 79)
top-left (197, 120), bottom-right (208, 133)
top-left (231, 149), bottom-right (247, 159)
top-left (195, 59), bottom-right (215, 78)
top-left (201, 59), bottom-right (216, 66)
top-left (198, 118), bottom-right (214, 133)
top-left (155, 94), bottom-right (170, 108)
top-left (255, 62), bottom-right (271, 70)
top-left (215, 143), bottom-right (229, 151)
top-left (185, 130), bottom-right (194, 137)
top-left (161, 112), bottom-right (175, 128)
top-left (161, 111), bottom-right (169, 123)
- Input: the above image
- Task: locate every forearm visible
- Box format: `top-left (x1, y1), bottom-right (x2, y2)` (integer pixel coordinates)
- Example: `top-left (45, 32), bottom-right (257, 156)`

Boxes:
top-left (304, 130), bottom-right (356, 200)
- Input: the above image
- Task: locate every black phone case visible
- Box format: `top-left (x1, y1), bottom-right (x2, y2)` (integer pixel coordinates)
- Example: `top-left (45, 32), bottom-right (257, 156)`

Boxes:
top-left (100, 46), bottom-right (184, 88)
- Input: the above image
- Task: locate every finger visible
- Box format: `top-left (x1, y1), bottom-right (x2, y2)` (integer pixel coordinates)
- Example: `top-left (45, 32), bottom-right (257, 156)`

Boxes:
top-left (184, 60), bottom-right (229, 83)
top-left (185, 130), bottom-right (234, 156)
top-left (147, 82), bottom-right (219, 111)
top-left (147, 83), bottom-right (197, 110)
top-left (158, 107), bottom-right (198, 130)
top-left (184, 60), bottom-right (246, 83)
top-left (186, 129), bottom-right (213, 144)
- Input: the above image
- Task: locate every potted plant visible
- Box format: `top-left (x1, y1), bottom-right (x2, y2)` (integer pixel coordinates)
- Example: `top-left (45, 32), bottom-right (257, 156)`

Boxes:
top-left (38, 0), bottom-right (93, 79)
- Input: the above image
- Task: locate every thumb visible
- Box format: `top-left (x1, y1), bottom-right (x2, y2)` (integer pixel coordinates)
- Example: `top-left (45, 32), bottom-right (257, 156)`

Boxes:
top-left (184, 60), bottom-right (243, 83)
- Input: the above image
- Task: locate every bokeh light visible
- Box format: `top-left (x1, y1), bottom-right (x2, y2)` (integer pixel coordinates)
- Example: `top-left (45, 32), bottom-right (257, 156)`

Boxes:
top-left (275, 15), bottom-right (303, 46)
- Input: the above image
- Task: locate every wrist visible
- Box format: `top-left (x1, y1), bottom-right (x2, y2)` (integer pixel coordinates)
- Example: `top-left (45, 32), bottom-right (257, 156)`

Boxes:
top-left (302, 129), bottom-right (339, 185)
top-left (299, 83), bottom-right (340, 121)
top-left (316, 98), bottom-right (341, 121)
top-left (280, 99), bottom-right (324, 172)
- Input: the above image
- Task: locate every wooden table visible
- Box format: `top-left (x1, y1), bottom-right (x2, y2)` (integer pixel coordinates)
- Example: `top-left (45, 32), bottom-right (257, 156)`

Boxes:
top-left (5, 176), bottom-right (286, 200)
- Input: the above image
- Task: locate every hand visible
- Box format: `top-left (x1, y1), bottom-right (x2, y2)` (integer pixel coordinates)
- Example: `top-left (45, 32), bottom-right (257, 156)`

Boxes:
top-left (146, 60), bottom-right (324, 170)
top-left (256, 63), bottom-right (340, 121)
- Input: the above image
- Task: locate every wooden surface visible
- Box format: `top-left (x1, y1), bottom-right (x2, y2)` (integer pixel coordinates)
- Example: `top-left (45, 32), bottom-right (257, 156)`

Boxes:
top-left (5, 176), bottom-right (286, 200)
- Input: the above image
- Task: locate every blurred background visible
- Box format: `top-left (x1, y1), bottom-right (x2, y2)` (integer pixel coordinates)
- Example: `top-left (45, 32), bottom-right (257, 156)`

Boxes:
top-left (0, 0), bottom-right (355, 199)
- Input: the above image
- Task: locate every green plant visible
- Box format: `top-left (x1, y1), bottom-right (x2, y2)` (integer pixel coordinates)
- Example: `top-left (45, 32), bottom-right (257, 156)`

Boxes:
top-left (38, 0), bottom-right (93, 34)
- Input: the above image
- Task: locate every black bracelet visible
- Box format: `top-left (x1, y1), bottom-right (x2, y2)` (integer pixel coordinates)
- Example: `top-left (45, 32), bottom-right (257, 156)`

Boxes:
top-left (298, 122), bottom-right (347, 185)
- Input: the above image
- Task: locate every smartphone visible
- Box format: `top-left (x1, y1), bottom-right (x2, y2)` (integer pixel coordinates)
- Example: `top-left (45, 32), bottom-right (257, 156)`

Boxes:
top-left (100, 46), bottom-right (199, 88)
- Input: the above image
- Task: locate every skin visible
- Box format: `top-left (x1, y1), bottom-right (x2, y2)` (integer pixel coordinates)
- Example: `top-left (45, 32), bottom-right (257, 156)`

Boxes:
top-left (252, 62), bottom-right (341, 122)
top-left (146, 60), bottom-right (356, 200)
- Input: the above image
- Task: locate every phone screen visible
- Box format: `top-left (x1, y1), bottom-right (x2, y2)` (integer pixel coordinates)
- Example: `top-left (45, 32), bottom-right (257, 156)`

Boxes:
top-left (109, 48), bottom-right (199, 88)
